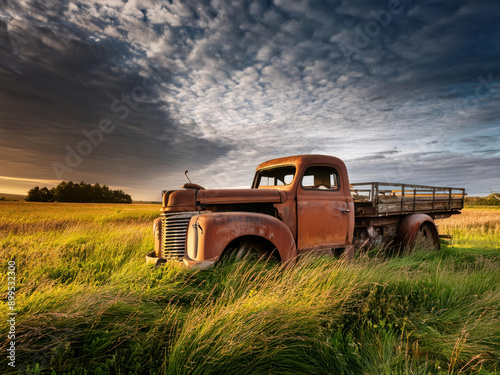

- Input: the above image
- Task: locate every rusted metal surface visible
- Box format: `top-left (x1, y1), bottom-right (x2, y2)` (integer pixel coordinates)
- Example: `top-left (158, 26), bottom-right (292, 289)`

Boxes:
top-left (253, 154), bottom-right (355, 253)
top-left (254, 154), bottom-right (352, 196)
top-left (396, 213), bottom-right (440, 250)
top-left (197, 189), bottom-right (285, 205)
top-left (161, 211), bottom-right (199, 257)
top-left (162, 189), bottom-right (196, 211)
top-left (148, 154), bottom-right (462, 267)
top-left (152, 217), bottom-right (162, 257)
top-left (256, 154), bottom-right (345, 174)
top-left (185, 212), bottom-right (297, 264)
top-left (296, 191), bottom-right (350, 251)
top-left (162, 188), bottom-right (286, 212)
top-left (181, 183), bottom-right (205, 190)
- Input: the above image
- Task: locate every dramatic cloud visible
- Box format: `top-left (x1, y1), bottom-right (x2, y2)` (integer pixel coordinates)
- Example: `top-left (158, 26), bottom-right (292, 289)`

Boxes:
top-left (0, 0), bottom-right (499, 199)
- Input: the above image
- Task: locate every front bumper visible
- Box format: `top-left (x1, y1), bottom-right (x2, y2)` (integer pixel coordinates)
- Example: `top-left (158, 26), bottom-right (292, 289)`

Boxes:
top-left (145, 251), bottom-right (215, 269)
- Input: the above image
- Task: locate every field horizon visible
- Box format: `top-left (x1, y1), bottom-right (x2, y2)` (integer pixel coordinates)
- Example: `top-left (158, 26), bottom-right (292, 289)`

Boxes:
top-left (2, 190), bottom-right (500, 205)
top-left (0, 202), bottom-right (499, 374)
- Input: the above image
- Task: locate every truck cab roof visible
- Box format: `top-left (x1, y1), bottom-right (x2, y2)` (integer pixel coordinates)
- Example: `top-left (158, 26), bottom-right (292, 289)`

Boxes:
top-left (256, 154), bottom-right (346, 171)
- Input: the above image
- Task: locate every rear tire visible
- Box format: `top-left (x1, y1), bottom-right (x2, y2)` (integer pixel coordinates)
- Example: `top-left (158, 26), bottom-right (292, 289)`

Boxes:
top-left (414, 222), bottom-right (440, 250)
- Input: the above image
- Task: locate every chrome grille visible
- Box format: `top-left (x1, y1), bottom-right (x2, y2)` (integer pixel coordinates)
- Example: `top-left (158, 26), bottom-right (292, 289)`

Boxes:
top-left (161, 212), bottom-right (198, 258)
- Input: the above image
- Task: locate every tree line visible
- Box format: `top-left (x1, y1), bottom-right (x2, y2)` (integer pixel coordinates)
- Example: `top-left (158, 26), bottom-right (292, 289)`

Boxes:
top-left (464, 194), bottom-right (500, 206)
top-left (26, 181), bottom-right (132, 203)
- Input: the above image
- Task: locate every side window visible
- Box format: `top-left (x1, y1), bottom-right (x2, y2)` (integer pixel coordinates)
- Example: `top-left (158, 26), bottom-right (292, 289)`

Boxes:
top-left (301, 166), bottom-right (340, 190)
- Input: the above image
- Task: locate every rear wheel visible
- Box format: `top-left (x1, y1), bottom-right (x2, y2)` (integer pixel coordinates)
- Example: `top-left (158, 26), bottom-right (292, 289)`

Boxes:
top-left (414, 222), bottom-right (439, 250)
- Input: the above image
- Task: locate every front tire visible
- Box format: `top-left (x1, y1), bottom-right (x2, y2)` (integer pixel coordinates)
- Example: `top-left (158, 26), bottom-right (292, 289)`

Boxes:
top-left (234, 240), bottom-right (266, 260)
top-left (221, 237), bottom-right (279, 263)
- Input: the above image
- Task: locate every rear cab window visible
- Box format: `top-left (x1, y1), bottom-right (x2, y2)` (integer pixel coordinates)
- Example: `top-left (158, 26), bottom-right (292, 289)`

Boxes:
top-left (301, 166), bottom-right (340, 191)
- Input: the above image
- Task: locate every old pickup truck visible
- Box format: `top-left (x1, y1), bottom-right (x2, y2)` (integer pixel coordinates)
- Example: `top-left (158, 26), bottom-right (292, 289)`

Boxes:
top-left (146, 155), bottom-right (465, 267)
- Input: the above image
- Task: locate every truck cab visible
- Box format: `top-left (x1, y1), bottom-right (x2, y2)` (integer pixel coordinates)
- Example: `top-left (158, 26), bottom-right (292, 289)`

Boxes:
top-left (252, 155), bottom-right (354, 255)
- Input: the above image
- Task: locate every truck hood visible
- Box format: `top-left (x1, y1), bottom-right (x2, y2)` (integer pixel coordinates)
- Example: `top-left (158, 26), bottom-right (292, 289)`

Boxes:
top-left (163, 188), bottom-right (287, 209)
top-left (198, 188), bottom-right (287, 204)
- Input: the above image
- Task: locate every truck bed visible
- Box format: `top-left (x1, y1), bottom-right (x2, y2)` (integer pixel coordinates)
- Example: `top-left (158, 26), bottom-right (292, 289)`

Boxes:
top-left (351, 182), bottom-right (465, 218)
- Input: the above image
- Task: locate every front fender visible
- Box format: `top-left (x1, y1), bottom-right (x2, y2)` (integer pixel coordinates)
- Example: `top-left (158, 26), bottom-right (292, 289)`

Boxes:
top-left (186, 212), bottom-right (297, 264)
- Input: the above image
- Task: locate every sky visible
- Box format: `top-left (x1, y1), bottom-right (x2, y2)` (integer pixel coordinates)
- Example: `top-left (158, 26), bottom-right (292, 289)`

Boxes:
top-left (0, 0), bottom-right (499, 201)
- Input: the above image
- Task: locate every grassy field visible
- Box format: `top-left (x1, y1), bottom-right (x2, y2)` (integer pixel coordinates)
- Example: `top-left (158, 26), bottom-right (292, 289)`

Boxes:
top-left (0, 202), bottom-right (498, 375)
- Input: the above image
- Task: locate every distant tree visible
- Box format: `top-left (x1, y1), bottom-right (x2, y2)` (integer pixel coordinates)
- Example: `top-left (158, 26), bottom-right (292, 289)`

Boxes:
top-left (26, 186), bottom-right (42, 201)
top-left (40, 187), bottom-right (54, 202)
top-left (26, 186), bottom-right (53, 202)
top-left (465, 194), bottom-right (500, 205)
top-left (27, 182), bottom-right (132, 203)
top-left (92, 183), bottom-right (103, 202)
top-left (112, 189), bottom-right (133, 203)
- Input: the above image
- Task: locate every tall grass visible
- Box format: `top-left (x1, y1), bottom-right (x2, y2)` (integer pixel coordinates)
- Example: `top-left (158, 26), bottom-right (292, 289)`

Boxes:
top-left (0, 202), bottom-right (498, 374)
top-left (436, 209), bottom-right (500, 256)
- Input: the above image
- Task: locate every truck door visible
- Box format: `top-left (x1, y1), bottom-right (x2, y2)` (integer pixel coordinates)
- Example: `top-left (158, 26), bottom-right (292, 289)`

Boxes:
top-left (296, 165), bottom-right (350, 252)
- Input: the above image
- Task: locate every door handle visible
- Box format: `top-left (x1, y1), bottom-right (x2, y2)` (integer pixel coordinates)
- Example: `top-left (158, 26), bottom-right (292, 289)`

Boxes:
top-left (339, 208), bottom-right (350, 214)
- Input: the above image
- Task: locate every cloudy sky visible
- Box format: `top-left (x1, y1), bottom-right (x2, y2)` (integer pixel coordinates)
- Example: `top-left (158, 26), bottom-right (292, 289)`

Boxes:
top-left (0, 0), bottom-right (499, 200)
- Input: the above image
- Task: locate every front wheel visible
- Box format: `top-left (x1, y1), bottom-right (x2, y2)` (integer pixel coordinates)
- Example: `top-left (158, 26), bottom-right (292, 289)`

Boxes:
top-left (220, 238), bottom-right (279, 263)
top-left (225, 240), bottom-right (267, 261)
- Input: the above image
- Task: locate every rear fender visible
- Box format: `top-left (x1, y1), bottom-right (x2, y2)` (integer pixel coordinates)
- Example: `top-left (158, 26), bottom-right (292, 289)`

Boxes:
top-left (186, 212), bottom-right (297, 264)
top-left (397, 214), bottom-right (439, 249)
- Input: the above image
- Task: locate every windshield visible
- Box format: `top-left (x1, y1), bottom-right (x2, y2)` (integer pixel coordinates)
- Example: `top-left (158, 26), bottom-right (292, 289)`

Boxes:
top-left (253, 166), bottom-right (296, 188)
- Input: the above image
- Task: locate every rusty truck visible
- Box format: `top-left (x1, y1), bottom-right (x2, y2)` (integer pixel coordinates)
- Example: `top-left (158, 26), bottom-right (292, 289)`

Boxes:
top-left (146, 155), bottom-right (465, 267)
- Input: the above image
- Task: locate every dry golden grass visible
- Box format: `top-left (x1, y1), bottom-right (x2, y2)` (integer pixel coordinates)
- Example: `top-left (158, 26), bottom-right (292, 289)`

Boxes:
top-left (0, 202), bottom-right (498, 374)
top-left (437, 208), bottom-right (500, 234)
top-left (435, 208), bottom-right (500, 253)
